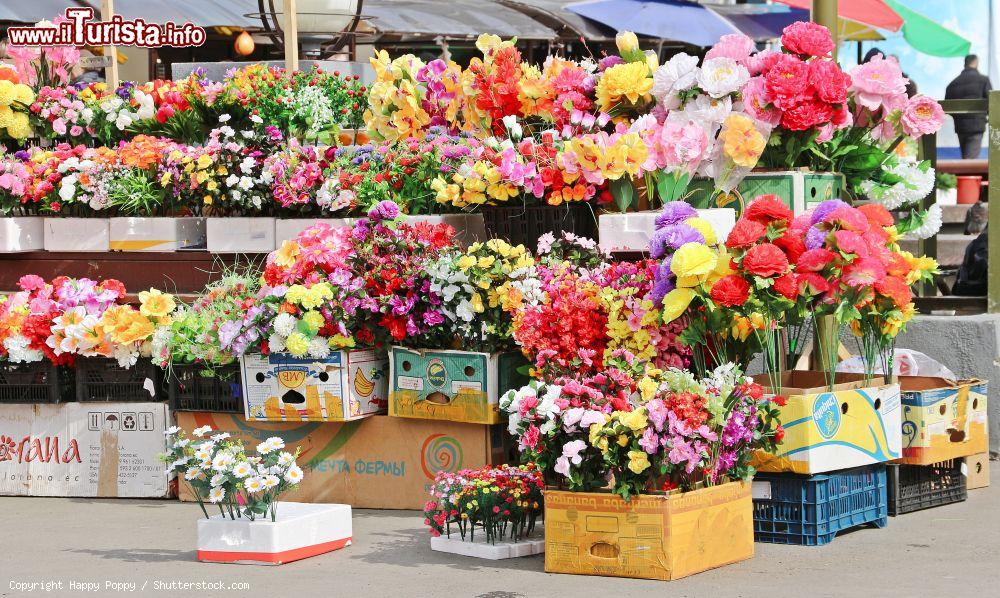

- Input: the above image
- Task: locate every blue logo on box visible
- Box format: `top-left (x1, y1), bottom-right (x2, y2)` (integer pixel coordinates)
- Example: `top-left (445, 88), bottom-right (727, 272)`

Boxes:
top-left (812, 393), bottom-right (841, 439)
top-left (426, 359), bottom-right (448, 388)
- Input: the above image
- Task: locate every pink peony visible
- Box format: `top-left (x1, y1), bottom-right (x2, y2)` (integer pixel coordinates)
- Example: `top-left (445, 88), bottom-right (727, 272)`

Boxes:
top-left (900, 95), bottom-right (945, 137)
top-left (657, 119), bottom-right (709, 171)
top-left (849, 55), bottom-right (907, 112)
top-left (809, 59), bottom-right (850, 105)
top-left (781, 97), bottom-right (833, 131)
top-left (781, 21), bottom-right (835, 58)
top-left (765, 54), bottom-right (810, 110)
top-left (705, 34), bottom-right (755, 65)
top-left (746, 49), bottom-right (782, 76)
top-left (742, 76), bottom-right (781, 126)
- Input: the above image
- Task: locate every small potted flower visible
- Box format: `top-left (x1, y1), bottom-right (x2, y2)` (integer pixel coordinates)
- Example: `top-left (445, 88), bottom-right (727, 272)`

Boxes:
top-left (163, 425), bottom-right (352, 565)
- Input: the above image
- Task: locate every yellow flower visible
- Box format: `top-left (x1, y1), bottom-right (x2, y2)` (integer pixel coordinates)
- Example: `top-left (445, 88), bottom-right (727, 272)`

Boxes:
top-left (457, 255), bottom-right (477, 271)
top-left (661, 288), bottom-right (695, 322)
top-left (638, 375), bottom-right (659, 403)
top-left (720, 113), bottom-right (766, 168)
top-left (0, 105), bottom-right (13, 129)
top-left (477, 255), bottom-right (496, 269)
top-left (671, 242), bottom-right (718, 279)
top-left (596, 62), bottom-right (653, 113)
top-left (274, 241), bottom-right (301, 268)
top-left (627, 450), bottom-right (651, 474)
top-left (138, 288), bottom-right (175, 319)
top-left (470, 293), bottom-right (485, 313)
top-left (6, 112), bottom-right (31, 139)
top-left (285, 332), bottom-right (310, 357)
top-left (0, 80), bottom-right (14, 106)
top-left (684, 217), bottom-right (717, 246)
top-left (618, 409), bottom-right (648, 432)
top-left (302, 310), bottom-right (324, 333)
top-left (13, 83), bottom-right (34, 105)
top-left (616, 31), bottom-right (640, 55)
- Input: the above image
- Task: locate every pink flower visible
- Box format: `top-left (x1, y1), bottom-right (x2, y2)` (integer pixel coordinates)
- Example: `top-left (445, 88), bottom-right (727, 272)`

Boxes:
top-left (746, 49), bottom-right (782, 77)
top-left (815, 123), bottom-right (834, 143)
top-left (52, 118), bottom-right (67, 135)
top-left (656, 119), bottom-right (709, 171)
top-left (809, 60), bottom-right (850, 105)
top-left (765, 54), bottom-right (810, 110)
top-left (843, 257), bottom-right (887, 287)
top-left (18, 274), bottom-right (45, 291)
top-left (900, 95), bottom-right (944, 137)
top-left (70, 125), bottom-right (83, 137)
top-left (781, 21), bottom-right (835, 58)
top-left (705, 34), bottom-right (755, 65)
top-left (849, 55), bottom-right (907, 112)
top-left (823, 207), bottom-right (870, 233)
top-left (742, 76), bottom-right (781, 126)
top-left (833, 230), bottom-right (870, 257)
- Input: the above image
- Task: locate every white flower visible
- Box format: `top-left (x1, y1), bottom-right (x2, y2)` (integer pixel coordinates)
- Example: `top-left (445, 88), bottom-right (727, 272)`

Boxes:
top-left (698, 57), bottom-right (749, 99)
top-left (211, 452), bottom-right (234, 471)
top-left (273, 312), bottom-right (296, 337)
top-left (277, 452), bottom-right (295, 466)
top-left (501, 115), bottom-right (523, 139)
top-left (284, 465), bottom-right (303, 484)
top-left (218, 113), bottom-right (232, 123)
top-left (163, 426), bottom-right (180, 437)
top-left (210, 473), bottom-right (227, 487)
top-left (209, 486), bottom-right (226, 503)
top-left (307, 337), bottom-right (331, 359)
top-left (211, 433), bottom-right (230, 442)
top-left (232, 462), bottom-right (253, 478)
top-left (652, 53), bottom-right (700, 108)
top-left (267, 437), bottom-right (285, 451)
top-left (245, 477), bottom-right (264, 493)
top-left (175, 439), bottom-right (190, 448)
top-left (59, 174), bottom-right (78, 202)
top-left (184, 468), bottom-right (203, 481)
top-left (262, 475), bottom-right (280, 489)
top-left (905, 203), bottom-right (943, 240)
top-left (267, 333), bottom-right (287, 353)
top-left (250, 114), bottom-right (263, 124)
top-left (192, 425), bottom-right (213, 438)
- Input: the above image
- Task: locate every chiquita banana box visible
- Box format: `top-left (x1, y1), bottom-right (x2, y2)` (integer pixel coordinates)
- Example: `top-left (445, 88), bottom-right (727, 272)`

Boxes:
top-left (240, 350), bottom-right (388, 422)
top-left (543, 482), bottom-right (753, 581)
top-left (898, 377), bottom-right (988, 466)
top-left (389, 347), bottom-right (529, 424)
top-left (753, 371), bottom-right (902, 474)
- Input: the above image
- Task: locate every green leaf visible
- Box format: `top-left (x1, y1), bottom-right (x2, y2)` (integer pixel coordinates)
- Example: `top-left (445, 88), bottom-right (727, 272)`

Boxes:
top-left (610, 177), bottom-right (636, 213)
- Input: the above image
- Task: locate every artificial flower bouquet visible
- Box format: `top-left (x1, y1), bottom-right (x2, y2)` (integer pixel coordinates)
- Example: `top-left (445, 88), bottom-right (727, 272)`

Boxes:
top-left (423, 463), bottom-right (544, 557)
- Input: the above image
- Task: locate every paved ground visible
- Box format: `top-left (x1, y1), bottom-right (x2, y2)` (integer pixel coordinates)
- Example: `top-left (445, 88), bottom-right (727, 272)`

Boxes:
top-left (3, 462), bottom-right (998, 598)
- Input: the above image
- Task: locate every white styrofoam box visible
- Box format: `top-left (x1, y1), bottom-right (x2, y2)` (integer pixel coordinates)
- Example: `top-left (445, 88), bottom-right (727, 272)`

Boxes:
top-left (43, 217), bottom-right (110, 252)
top-left (406, 213), bottom-right (488, 247)
top-left (206, 217), bottom-right (276, 253)
top-left (275, 218), bottom-right (356, 244)
top-left (0, 216), bottom-right (44, 252)
top-left (936, 187), bottom-right (957, 206)
top-left (109, 217), bottom-right (206, 251)
top-left (598, 208), bottom-right (736, 253)
top-left (430, 531), bottom-right (544, 560)
top-left (197, 502), bottom-right (352, 565)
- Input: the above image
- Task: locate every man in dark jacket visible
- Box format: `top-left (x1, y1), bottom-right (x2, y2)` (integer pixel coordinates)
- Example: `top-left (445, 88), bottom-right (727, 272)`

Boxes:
top-left (945, 55), bottom-right (992, 159)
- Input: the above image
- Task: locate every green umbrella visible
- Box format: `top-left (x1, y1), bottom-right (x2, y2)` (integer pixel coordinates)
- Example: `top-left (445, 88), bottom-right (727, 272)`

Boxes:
top-left (884, 0), bottom-right (971, 57)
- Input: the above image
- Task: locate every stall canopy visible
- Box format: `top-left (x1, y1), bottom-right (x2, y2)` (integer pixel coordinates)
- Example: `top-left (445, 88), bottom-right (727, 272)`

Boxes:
top-left (0, 0), bottom-right (88, 23)
top-left (498, 0), bottom-right (615, 40)
top-left (883, 0), bottom-right (971, 57)
top-left (566, 0), bottom-right (740, 47)
top-left (101, 0), bottom-right (259, 28)
top-left (364, 0), bottom-right (557, 39)
top-left (773, 0), bottom-right (904, 31)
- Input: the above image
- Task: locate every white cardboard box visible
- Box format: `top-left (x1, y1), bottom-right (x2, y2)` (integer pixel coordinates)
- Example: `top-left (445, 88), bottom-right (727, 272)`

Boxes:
top-left (197, 502), bottom-right (352, 565)
top-left (43, 217), bottom-right (110, 252)
top-left (206, 217), bottom-right (276, 253)
top-left (0, 216), bottom-right (44, 252)
top-left (240, 350), bottom-right (388, 422)
top-left (430, 531), bottom-right (544, 560)
top-left (109, 217), bottom-right (206, 251)
top-left (275, 218), bottom-right (356, 244)
top-left (598, 208), bottom-right (736, 253)
top-left (0, 402), bottom-right (170, 497)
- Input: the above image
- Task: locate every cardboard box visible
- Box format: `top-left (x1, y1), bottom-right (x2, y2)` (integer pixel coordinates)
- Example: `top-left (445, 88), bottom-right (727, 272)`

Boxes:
top-left (206, 217), bottom-right (275, 253)
top-left (197, 502), bottom-right (352, 565)
top-left (0, 216), bottom-right (44, 252)
top-left (43, 217), bottom-right (110, 251)
top-left (597, 208), bottom-right (736, 253)
top-left (0, 402), bottom-right (170, 497)
top-left (965, 452), bottom-right (990, 490)
top-left (898, 377), bottom-right (988, 465)
top-left (691, 170), bottom-right (844, 215)
top-left (176, 413), bottom-right (510, 509)
top-left (275, 218), bottom-right (355, 245)
top-left (240, 350), bottom-right (388, 422)
top-left (109, 217), bottom-right (206, 251)
top-left (543, 482), bottom-right (753, 581)
top-left (389, 347), bottom-right (529, 424)
top-left (753, 371), bottom-right (902, 474)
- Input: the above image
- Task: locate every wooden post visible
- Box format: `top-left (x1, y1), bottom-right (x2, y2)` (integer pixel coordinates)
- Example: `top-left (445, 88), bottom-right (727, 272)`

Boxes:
top-left (284, 0), bottom-right (299, 72)
top-left (988, 90), bottom-right (1000, 313)
top-left (101, 0), bottom-right (120, 88)
top-left (812, 0), bottom-right (839, 60)
top-left (918, 131), bottom-right (937, 296)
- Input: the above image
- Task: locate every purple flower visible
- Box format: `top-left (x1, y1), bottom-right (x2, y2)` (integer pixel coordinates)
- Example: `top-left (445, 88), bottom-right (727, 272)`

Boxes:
top-left (649, 224), bottom-right (703, 258)
top-left (367, 200), bottom-right (400, 223)
top-left (809, 199), bottom-right (850, 226)
top-left (805, 225), bottom-right (827, 250)
top-left (599, 55), bottom-right (625, 71)
top-left (646, 399), bottom-right (668, 432)
top-left (651, 258), bottom-right (675, 304)
top-left (422, 310), bottom-right (445, 326)
top-left (639, 427), bottom-right (660, 455)
top-left (654, 202), bottom-right (698, 229)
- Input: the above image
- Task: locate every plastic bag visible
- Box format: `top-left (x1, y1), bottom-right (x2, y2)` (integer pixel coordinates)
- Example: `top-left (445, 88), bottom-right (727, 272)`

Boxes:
top-left (836, 349), bottom-right (956, 379)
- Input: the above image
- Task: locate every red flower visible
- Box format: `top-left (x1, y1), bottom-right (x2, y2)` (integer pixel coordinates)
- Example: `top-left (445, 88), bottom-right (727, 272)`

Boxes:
top-left (843, 257), bottom-right (887, 287)
top-left (781, 21), bottom-right (835, 58)
top-left (808, 59), bottom-right (850, 104)
top-left (155, 105), bottom-right (175, 124)
top-left (744, 195), bottom-right (793, 224)
top-left (796, 248), bottom-right (836, 272)
top-left (725, 218), bottom-right (767, 249)
top-left (780, 96), bottom-right (834, 131)
top-left (774, 425), bottom-right (786, 444)
top-left (833, 230), bottom-right (870, 257)
top-left (742, 243), bottom-right (789, 278)
top-left (823, 207), bottom-right (870, 232)
top-left (876, 276), bottom-right (912, 308)
top-left (772, 395), bottom-right (788, 407)
top-left (773, 273), bottom-right (800, 301)
top-left (886, 253), bottom-right (912, 278)
top-left (765, 55), bottom-right (809, 107)
top-left (100, 278), bottom-right (127, 298)
top-left (710, 275), bottom-right (750, 307)
top-left (798, 272), bottom-right (831, 295)
top-left (774, 230), bottom-right (807, 262)
top-left (857, 203), bottom-right (894, 228)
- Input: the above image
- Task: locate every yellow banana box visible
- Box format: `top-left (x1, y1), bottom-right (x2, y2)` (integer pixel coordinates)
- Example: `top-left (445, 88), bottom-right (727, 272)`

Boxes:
top-left (239, 350), bottom-right (388, 422)
top-left (898, 377), bottom-right (988, 465)
top-left (965, 452), bottom-right (991, 490)
top-left (753, 371), bottom-right (901, 474)
top-left (543, 482), bottom-right (753, 581)
top-left (389, 347), bottom-right (529, 425)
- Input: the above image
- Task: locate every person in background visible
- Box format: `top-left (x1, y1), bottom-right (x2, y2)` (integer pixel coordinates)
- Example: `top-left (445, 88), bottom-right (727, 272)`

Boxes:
top-left (946, 54), bottom-right (992, 159)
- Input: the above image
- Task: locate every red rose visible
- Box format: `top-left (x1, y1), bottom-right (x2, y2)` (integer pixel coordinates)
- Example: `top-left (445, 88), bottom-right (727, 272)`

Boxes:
top-left (774, 229), bottom-right (807, 262)
top-left (726, 218), bottom-right (767, 249)
top-left (780, 96), bottom-right (834, 131)
top-left (744, 195), bottom-right (794, 225)
top-left (781, 21), bottom-right (835, 58)
top-left (796, 248), bottom-right (836, 272)
top-left (773, 273), bottom-right (799, 300)
top-left (742, 243), bottom-right (789, 278)
top-left (857, 203), bottom-right (894, 228)
top-left (774, 424), bottom-right (786, 444)
top-left (808, 59), bottom-right (850, 104)
top-left (710, 274), bottom-right (751, 307)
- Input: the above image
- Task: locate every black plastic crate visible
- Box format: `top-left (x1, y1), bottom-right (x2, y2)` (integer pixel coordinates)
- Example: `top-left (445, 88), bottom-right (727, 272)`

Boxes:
top-left (887, 460), bottom-right (967, 516)
top-left (481, 204), bottom-right (597, 252)
top-left (75, 357), bottom-right (163, 402)
top-left (168, 363), bottom-right (243, 413)
top-left (0, 361), bottom-right (63, 403)
top-left (752, 464), bottom-right (888, 546)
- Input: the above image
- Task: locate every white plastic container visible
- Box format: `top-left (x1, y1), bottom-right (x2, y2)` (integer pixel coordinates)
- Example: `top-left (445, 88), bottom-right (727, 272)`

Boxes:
top-left (197, 502), bottom-right (352, 565)
top-left (43, 217), bottom-right (110, 252)
top-left (206, 217), bottom-right (276, 253)
top-left (109, 217), bottom-right (206, 251)
top-left (598, 208), bottom-right (736, 253)
top-left (0, 216), bottom-right (44, 252)
top-left (274, 218), bottom-right (356, 244)
top-left (430, 531), bottom-right (544, 560)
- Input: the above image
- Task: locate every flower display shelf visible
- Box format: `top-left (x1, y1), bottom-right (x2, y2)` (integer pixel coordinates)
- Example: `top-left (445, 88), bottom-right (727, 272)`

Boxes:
top-left (430, 528), bottom-right (545, 560)
top-left (43, 218), bottom-right (111, 252)
top-left (482, 204), bottom-right (597, 252)
top-left (0, 217), bottom-right (44, 252)
top-left (752, 464), bottom-right (887, 546)
top-left (0, 361), bottom-right (63, 404)
top-left (75, 357), bottom-right (163, 403)
top-left (168, 363), bottom-right (242, 414)
top-left (197, 502), bottom-right (352, 565)
top-left (887, 459), bottom-right (967, 516)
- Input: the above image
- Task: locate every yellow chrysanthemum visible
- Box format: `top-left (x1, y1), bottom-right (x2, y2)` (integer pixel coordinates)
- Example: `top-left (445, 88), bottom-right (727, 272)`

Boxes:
top-left (671, 242), bottom-right (718, 279)
top-left (285, 332), bottom-right (310, 356)
top-left (595, 62), bottom-right (653, 113)
top-left (13, 83), bottom-right (34, 105)
top-left (685, 217), bottom-right (717, 246)
top-left (0, 80), bottom-right (15, 106)
top-left (6, 112), bottom-right (31, 139)
top-left (0, 105), bottom-right (13, 129)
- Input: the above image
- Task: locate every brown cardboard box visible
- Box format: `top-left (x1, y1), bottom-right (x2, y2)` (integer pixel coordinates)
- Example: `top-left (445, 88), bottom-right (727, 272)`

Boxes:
top-left (758, 370), bottom-right (883, 395)
top-left (543, 482), bottom-right (753, 581)
top-left (966, 453), bottom-right (991, 490)
top-left (898, 377), bottom-right (988, 465)
top-left (176, 413), bottom-right (510, 509)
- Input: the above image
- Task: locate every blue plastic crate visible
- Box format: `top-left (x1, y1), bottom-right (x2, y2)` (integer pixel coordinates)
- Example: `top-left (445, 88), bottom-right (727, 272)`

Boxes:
top-left (752, 464), bottom-right (888, 546)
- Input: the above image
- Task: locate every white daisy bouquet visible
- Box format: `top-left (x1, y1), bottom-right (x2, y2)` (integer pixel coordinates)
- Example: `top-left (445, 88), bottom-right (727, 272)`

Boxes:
top-left (162, 426), bottom-right (303, 522)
